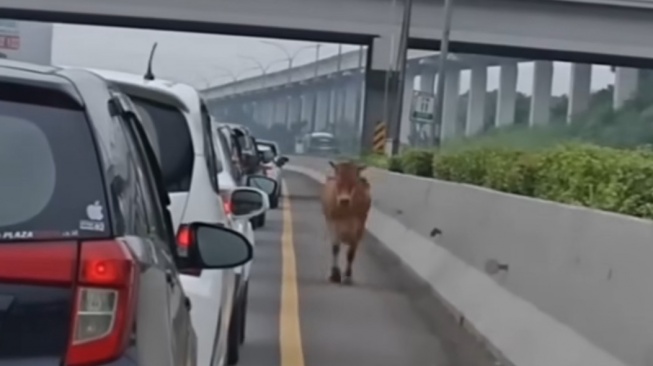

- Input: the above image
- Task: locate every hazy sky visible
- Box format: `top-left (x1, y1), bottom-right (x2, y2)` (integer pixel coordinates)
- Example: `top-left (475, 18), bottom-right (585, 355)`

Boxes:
top-left (51, 23), bottom-right (615, 96)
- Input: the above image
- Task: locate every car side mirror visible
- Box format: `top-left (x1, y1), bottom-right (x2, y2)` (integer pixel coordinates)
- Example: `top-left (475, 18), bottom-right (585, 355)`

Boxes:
top-left (246, 174), bottom-right (279, 200)
top-left (176, 223), bottom-right (253, 270)
top-left (275, 156), bottom-right (289, 167)
top-left (230, 187), bottom-right (269, 220)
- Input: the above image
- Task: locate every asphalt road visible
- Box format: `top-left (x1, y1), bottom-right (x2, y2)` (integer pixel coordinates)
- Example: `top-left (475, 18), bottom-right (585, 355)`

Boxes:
top-left (238, 171), bottom-right (500, 366)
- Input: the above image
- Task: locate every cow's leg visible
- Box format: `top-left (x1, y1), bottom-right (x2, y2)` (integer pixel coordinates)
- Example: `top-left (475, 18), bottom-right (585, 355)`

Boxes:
top-left (329, 241), bottom-right (342, 283)
top-left (343, 244), bottom-right (358, 285)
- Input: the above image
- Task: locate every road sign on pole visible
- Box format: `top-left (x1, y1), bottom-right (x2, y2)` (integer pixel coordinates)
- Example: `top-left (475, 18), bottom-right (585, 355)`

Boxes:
top-left (409, 90), bottom-right (436, 124)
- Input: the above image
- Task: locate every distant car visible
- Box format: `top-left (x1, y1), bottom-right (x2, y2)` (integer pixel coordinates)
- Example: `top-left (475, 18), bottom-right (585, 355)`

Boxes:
top-left (304, 131), bottom-right (339, 156)
top-left (222, 123), bottom-right (262, 176)
top-left (256, 140), bottom-right (289, 209)
top-left (87, 68), bottom-right (273, 366)
top-left (0, 59), bottom-right (254, 366)
top-left (217, 122), bottom-right (270, 228)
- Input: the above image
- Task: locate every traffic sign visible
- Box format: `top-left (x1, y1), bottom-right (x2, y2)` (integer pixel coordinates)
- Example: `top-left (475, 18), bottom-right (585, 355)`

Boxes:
top-left (409, 91), bottom-right (435, 124)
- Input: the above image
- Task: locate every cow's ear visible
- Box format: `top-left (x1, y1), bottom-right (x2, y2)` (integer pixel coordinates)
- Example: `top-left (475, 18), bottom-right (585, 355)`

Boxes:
top-left (329, 161), bottom-right (336, 169)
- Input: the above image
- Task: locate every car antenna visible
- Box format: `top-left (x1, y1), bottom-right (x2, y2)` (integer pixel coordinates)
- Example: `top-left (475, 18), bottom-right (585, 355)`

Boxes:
top-left (144, 42), bottom-right (158, 81)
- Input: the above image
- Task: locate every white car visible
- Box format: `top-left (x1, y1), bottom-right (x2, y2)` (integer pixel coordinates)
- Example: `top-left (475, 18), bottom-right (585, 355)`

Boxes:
top-left (86, 68), bottom-right (274, 366)
top-left (210, 118), bottom-right (267, 347)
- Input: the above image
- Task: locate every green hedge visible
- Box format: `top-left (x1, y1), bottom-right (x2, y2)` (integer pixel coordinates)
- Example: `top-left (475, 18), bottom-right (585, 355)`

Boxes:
top-left (364, 143), bottom-right (653, 220)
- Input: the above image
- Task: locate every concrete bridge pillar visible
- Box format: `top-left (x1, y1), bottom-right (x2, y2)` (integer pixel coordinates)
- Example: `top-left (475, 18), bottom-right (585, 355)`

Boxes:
top-left (614, 67), bottom-right (639, 109)
top-left (334, 79), bottom-right (347, 126)
top-left (289, 93), bottom-right (302, 126)
top-left (315, 85), bottom-right (330, 132)
top-left (419, 66), bottom-right (436, 93)
top-left (441, 66), bottom-right (461, 141)
top-left (300, 91), bottom-right (313, 127)
top-left (342, 76), bottom-right (359, 126)
top-left (264, 98), bottom-right (275, 127)
top-left (273, 94), bottom-right (286, 125)
top-left (360, 35), bottom-right (400, 154)
top-left (399, 69), bottom-right (417, 145)
top-left (529, 60), bottom-right (553, 126)
top-left (567, 63), bottom-right (592, 123)
top-left (495, 61), bottom-right (518, 127)
top-left (466, 64), bottom-right (487, 136)
top-left (325, 81), bottom-right (336, 129)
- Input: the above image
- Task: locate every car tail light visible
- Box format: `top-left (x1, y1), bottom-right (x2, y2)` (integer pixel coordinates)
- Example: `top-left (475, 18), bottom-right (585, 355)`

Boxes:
top-left (176, 224), bottom-right (193, 258)
top-left (176, 225), bottom-right (201, 277)
top-left (219, 191), bottom-right (233, 216)
top-left (66, 240), bottom-right (138, 366)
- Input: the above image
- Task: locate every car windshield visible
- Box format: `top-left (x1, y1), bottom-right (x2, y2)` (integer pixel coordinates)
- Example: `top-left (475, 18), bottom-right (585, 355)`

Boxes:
top-left (129, 95), bottom-right (195, 193)
top-left (0, 82), bottom-right (110, 240)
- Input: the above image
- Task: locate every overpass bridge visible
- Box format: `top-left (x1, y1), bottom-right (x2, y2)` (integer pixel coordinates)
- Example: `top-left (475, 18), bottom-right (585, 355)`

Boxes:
top-left (202, 49), bottom-right (640, 148)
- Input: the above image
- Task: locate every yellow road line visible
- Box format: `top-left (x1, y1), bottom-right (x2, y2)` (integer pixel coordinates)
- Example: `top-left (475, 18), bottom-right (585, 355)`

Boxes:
top-left (279, 181), bottom-right (305, 366)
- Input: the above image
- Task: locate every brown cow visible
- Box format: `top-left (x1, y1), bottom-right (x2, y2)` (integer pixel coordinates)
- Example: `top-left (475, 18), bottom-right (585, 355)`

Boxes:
top-left (321, 160), bottom-right (371, 285)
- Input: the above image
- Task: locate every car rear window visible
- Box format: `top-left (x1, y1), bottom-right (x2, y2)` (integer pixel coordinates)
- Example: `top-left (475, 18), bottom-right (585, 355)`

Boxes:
top-left (257, 145), bottom-right (275, 162)
top-left (0, 82), bottom-right (110, 240)
top-left (311, 135), bottom-right (335, 147)
top-left (129, 95), bottom-right (194, 193)
top-left (234, 129), bottom-right (253, 151)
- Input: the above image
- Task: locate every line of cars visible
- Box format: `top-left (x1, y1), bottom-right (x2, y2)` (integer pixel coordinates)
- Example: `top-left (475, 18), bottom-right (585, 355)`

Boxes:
top-left (214, 123), bottom-right (289, 227)
top-left (0, 58), bottom-right (283, 366)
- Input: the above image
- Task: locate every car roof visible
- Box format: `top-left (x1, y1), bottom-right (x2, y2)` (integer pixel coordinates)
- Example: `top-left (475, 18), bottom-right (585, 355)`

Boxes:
top-left (220, 122), bottom-right (251, 135)
top-left (256, 139), bottom-right (278, 147)
top-left (85, 67), bottom-right (207, 156)
top-left (310, 132), bottom-right (334, 138)
top-left (1, 60), bottom-right (98, 109)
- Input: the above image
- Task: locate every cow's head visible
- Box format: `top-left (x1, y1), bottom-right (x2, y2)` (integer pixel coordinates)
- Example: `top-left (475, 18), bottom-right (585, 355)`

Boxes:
top-left (329, 160), bottom-right (366, 207)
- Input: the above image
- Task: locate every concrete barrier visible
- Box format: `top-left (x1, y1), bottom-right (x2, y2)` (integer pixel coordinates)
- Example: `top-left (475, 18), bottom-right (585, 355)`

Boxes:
top-left (286, 155), bottom-right (648, 366)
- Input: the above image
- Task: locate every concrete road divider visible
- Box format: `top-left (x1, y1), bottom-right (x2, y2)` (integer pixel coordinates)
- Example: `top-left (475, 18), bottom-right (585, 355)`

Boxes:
top-left (287, 155), bottom-right (638, 366)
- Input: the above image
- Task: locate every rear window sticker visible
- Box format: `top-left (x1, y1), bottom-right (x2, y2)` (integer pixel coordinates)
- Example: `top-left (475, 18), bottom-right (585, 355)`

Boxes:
top-left (79, 220), bottom-right (105, 232)
top-left (1, 231), bottom-right (34, 239)
top-left (86, 200), bottom-right (104, 221)
top-left (79, 200), bottom-right (106, 232)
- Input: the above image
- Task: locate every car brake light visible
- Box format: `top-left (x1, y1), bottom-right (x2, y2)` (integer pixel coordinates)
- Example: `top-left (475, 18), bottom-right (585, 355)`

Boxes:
top-left (176, 224), bottom-right (193, 255)
top-left (219, 191), bottom-right (232, 216)
top-left (224, 200), bottom-right (233, 215)
top-left (66, 240), bottom-right (138, 366)
top-left (176, 225), bottom-right (201, 277)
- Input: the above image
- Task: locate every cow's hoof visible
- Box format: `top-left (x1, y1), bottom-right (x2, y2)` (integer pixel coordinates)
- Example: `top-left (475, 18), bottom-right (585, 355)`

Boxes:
top-left (342, 276), bottom-right (353, 285)
top-left (329, 267), bottom-right (341, 283)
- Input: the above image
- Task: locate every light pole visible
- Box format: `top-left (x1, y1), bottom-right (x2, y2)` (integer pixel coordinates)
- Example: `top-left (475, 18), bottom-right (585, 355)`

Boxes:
top-left (212, 66), bottom-right (257, 94)
top-left (432, 0), bottom-right (455, 147)
top-left (260, 41), bottom-right (321, 127)
top-left (237, 55), bottom-right (287, 89)
top-left (310, 44), bottom-right (322, 133)
top-left (391, 0), bottom-right (414, 155)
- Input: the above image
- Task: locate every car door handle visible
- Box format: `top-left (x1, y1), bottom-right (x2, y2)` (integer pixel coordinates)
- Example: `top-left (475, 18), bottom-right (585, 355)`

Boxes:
top-left (165, 269), bottom-right (175, 288)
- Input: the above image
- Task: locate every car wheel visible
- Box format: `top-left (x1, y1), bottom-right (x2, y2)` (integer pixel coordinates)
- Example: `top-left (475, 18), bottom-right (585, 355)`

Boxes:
top-left (239, 283), bottom-right (249, 345)
top-left (270, 194), bottom-right (279, 209)
top-left (226, 305), bottom-right (241, 365)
